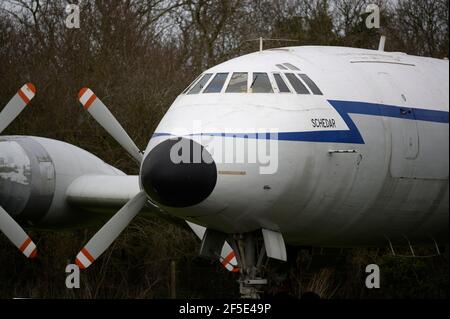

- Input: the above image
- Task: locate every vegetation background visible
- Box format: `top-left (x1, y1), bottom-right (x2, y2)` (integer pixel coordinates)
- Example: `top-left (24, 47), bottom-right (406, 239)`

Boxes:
top-left (0, 0), bottom-right (448, 298)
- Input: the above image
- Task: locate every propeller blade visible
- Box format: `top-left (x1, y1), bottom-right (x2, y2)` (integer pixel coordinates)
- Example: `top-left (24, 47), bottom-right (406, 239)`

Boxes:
top-left (78, 88), bottom-right (143, 163)
top-left (0, 205), bottom-right (37, 258)
top-left (75, 191), bottom-right (147, 269)
top-left (219, 243), bottom-right (239, 273)
top-left (186, 221), bottom-right (239, 272)
top-left (0, 83), bottom-right (36, 134)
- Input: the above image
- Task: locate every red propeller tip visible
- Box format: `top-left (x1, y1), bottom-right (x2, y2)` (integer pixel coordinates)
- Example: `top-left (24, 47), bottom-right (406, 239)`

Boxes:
top-left (26, 83), bottom-right (36, 94)
top-left (75, 258), bottom-right (85, 269)
top-left (29, 248), bottom-right (37, 259)
top-left (78, 87), bottom-right (88, 99)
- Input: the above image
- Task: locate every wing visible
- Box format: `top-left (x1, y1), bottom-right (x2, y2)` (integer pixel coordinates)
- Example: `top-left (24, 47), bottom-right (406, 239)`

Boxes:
top-left (66, 174), bottom-right (159, 214)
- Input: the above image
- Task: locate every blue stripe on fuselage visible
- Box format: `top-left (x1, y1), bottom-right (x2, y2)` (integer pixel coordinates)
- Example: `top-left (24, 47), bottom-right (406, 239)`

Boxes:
top-left (330, 100), bottom-right (449, 123)
top-left (152, 100), bottom-right (449, 144)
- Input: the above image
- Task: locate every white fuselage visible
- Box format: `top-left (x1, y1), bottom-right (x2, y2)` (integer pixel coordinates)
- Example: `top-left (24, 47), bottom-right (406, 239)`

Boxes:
top-left (146, 46), bottom-right (449, 247)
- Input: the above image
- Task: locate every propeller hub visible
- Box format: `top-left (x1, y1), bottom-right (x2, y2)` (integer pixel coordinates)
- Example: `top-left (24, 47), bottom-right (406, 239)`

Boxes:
top-left (140, 138), bottom-right (217, 207)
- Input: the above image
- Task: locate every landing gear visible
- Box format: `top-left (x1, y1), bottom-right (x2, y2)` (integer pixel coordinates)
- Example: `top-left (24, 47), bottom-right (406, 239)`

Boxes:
top-left (198, 226), bottom-right (287, 298)
top-left (229, 229), bottom-right (287, 299)
top-left (229, 233), bottom-right (268, 298)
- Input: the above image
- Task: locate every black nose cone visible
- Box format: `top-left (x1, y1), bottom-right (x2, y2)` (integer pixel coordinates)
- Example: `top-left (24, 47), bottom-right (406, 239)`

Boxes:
top-left (140, 138), bottom-right (217, 207)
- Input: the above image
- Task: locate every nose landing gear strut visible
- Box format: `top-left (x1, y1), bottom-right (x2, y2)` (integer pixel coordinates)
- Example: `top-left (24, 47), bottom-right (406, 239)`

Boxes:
top-left (229, 229), bottom-right (287, 299)
top-left (198, 227), bottom-right (287, 298)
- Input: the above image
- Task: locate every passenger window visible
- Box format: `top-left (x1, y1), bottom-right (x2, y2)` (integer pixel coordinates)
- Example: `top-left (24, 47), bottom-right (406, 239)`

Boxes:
top-left (250, 73), bottom-right (273, 93)
top-left (273, 74), bottom-right (291, 93)
top-left (204, 73), bottom-right (229, 93)
top-left (285, 73), bottom-right (310, 94)
top-left (226, 73), bottom-right (248, 93)
top-left (188, 73), bottom-right (213, 94)
top-left (298, 74), bottom-right (323, 95)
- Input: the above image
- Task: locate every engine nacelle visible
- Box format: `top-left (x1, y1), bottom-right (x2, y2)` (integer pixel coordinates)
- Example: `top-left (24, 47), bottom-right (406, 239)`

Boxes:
top-left (0, 136), bottom-right (124, 228)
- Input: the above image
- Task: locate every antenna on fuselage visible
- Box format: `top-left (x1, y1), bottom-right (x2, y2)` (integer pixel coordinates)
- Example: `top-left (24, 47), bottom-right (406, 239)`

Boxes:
top-left (243, 38), bottom-right (300, 52)
top-left (378, 35), bottom-right (386, 52)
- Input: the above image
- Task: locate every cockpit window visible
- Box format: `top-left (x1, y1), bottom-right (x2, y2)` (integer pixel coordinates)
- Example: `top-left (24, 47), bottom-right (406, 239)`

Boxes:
top-left (184, 71), bottom-right (320, 96)
top-left (273, 73), bottom-right (291, 93)
top-left (226, 72), bottom-right (248, 93)
top-left (204, 73), bottom-right (229, 93)
top-left (182, 74), bottom-right (202, 94)
top-left (250, 73), bottom-right (273, 93)
top-left (298, 74), bottom-right (323, 95)
top-left (188, 73), bottom-right (212, 94)
top-left (276, 64), bottom-right (288, 70)
top-left (284, 63), bottom-right (300, 71)
top-left (285, 73), bottom-right (310, 94)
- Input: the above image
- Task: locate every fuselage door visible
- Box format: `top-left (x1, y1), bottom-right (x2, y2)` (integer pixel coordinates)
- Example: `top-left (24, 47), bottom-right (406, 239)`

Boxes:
top-left (377, 72), bottom-right (419, 178)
